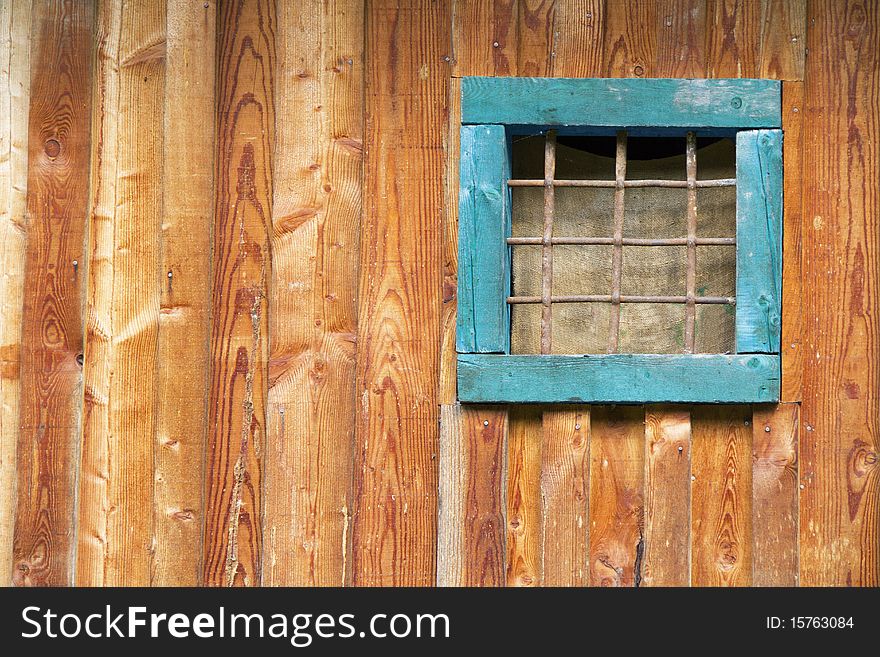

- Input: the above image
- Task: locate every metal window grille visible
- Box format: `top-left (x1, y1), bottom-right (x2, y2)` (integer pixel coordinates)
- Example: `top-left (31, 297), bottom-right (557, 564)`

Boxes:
top-left (507, 130), bottom-right (737, 355)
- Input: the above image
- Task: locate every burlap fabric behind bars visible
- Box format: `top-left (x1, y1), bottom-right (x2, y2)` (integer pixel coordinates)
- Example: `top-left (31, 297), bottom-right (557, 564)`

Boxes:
top-left (510, 135), bottom-right (737, 354)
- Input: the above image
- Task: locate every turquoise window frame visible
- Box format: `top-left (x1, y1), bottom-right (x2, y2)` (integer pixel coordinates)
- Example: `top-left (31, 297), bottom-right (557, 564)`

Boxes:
top-left (456, 78), bottom-right (783, 404)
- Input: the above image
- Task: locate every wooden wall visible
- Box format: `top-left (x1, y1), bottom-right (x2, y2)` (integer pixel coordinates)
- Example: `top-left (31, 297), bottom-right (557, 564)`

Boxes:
top-left (0, 0), bottom-right (876, 587)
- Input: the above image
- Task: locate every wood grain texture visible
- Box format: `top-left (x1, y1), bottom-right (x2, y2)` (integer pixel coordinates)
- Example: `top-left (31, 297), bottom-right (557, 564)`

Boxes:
top-left (780, 81), bottom-right (803, 401)
top-left (0, 0), bottom-right (31, 587)
top-left (77, 0), bottom-right (165, 587)
top-left (603, 0), bottom-right (657, 78)
top-left (800, 0), bottom-right (879, 586)
top-left (461, 77), bottom-right (783, 128)
top-left (456, 124), bottom-right (510, 353)
top-left (589, 406), bottom-right (644, 587)
top-left (758, 0), bottom-right (805, 80)
top-left (656, 0), bottom-right (708, 78)
top-left (352, 0), bottom-right (449, 586)
top-left (451, 0), bottom-right (517, 77)
top-left (439, 77), bottom-right (460, 405)
top-left (462, 407), bottom-right (507, 586)
top-left (152, 0), bottom-right (215, 587)
top-left (458, 354), bottom-right (781, 403)
top-left (752, 403), bottom-right (798, 586)
top-left (736, 129), bottom-right (783, 354)
top-left (264, 0), bottom-right (362, 587)
top-left (705, 0), bottom-right (762, 78)
top-left (203, 0), bottom-right (275, 587)
top-left (551, 1), bottom-right (605, 78)
top-left (13, 0), bottom-right (93, 587)
top-left (541, 406), bottom-right (590, 586)
top-left (506, 406), bottom-right (541, 586)
top-left (691, 406), bottom-right (752, 586)
top-left (516, 0), bottom-right (555, 77)
top-left (437, 404), bottom-right (466, 586)
top-left (642, 407), bottom-right (691, 586)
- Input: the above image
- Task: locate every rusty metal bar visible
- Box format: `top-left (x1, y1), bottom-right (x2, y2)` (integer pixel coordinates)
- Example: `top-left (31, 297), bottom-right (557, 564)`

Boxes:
top-left (508, 294), bottom-right (735, 305)
top-left (507, 178), bottom-right (736, 188)
top-left (685, 131), bottom-right (698, 353)
top-left (507, 236), bottom-right (736, 246)
top-left (541, 131), bottom-right (556, 354)
top-left (608, 131), bottom-right (627, 353)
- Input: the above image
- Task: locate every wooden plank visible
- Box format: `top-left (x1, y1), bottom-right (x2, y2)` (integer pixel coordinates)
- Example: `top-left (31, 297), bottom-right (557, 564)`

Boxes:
top-left (0, 0), bottom-right (31, 587)
top-left (152, 0), bottom-right (215, 588)
top-left (440, 77), bottom-right (461, 404)
top-left (780, 82), bottom-right (804, 401)
top-left (202, 0), bottom-right (274, 587)
top-left (461, 77), bottom-right (783, 128)
top-left (603, 0), bottom-right (658, 78)
top-left (800, 0), bottom-right (879, 587)
top-left (551, 1), bottom-right (605, 78)
top-left (656, 0), bottom-right (709, 78)
top-left (437, 404), bottom-right (466, 586)
top-left (506, 406), bottom-right (542, 586)
top-left (457, 124), bottom-right (510, 354)
top-left (451, 0), bottom-right (518, 77)
top-left (753, 403), bottom-right (798, 586)
top-left (263, 0), bottom-right (362, 589)
top-left (691, 406), bottom-right (752, 586)
top-left (516, 0), bottom-right (555, 77)
top-left (77, 0), bottom-right (165, 587)
top-left (589, 406), bottom-right (644, 587)
top-left (352, 0), bottom-right (449, 586)
top-left (705, 0), bottom-right (762, 78)
top-left (541, 406), bottom-right (590, 586)
top-left (736, 129), bottom-right (783, 353)
top-left (642, 407), bottom-right (691, 586)
top-left (759, 0), bottom-right (806, 81)
top-left (458, 354), bottom-right (781, 404)
top-left (13, 0), bottom-right (93, 587)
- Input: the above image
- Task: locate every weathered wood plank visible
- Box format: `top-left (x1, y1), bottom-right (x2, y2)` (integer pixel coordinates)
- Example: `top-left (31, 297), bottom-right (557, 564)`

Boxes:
top-left (551, 1), bottom-right (605, 78)
top-left (203, 0), bottom-right (274, 587)
top-left (736, 129), bottom-right (783, 353)
top-left (753, 403), bottom-right (798, 586)
top-left (759, 0), bottom-right (806, 81)
top-left (152, 0), bottom-right (215, 587)
top-left (264, 0), bottom-right (362, 589)
top-left (0, 0), bottom-right (31, 587)
top-left (603, 0), bottom-right (657, 78)
top-left (13, 0), bottom-right (93, 587)
top-left (458, 354), bottom-right (781, 404)
top-left (516, 0), bottom-right (555, 77)
top-left (451, 0), bottom-right (517, 77)
top-left (589, 406), bottom-right (644, 587)
top-left (656, 0), bottom-right (709, 78)
top-left (691, 406), bottom-right (753, 586)
top-left (440, 76), bottom-right (461, 405)
top-left (705, 0), bottom-right (762, 78)
top-left (541, 406), bottom-right (590, 586)
top-left (642, 406), bottom-right (691, 586)
top-left (800, 0), bottom-right (879, 587)
top-left (77, 0), bottom-right (165, 587)
top-left (506, 406), bottom-right (541, 586)
top-left (463, 407), bottom-right (507, 586)
top-left (437, 404), bottom-right (466, 586)
top-left (352, 0), bottom-right (449, 586)
top-left (462, 77), bottom-right (782, 128)
top-left (457, 124), bottom-right (510, 354)
top-left (780, 82), bottom-right (804, 401)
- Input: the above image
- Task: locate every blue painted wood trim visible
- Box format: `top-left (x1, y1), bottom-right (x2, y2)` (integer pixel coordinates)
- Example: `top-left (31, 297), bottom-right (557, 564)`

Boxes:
top-left (457, 354), bottom-right (780, 403)
top-left (461, 78), bottom-right (782, 128)
top-left (456, 124), bottom-right (511, 353)
top-left (736, 129), bottom-right (783, 353)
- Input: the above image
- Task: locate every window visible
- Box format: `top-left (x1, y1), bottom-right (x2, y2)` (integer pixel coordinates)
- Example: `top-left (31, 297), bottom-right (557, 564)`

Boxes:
top-left (456, 78), bottom-right (782, 403)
